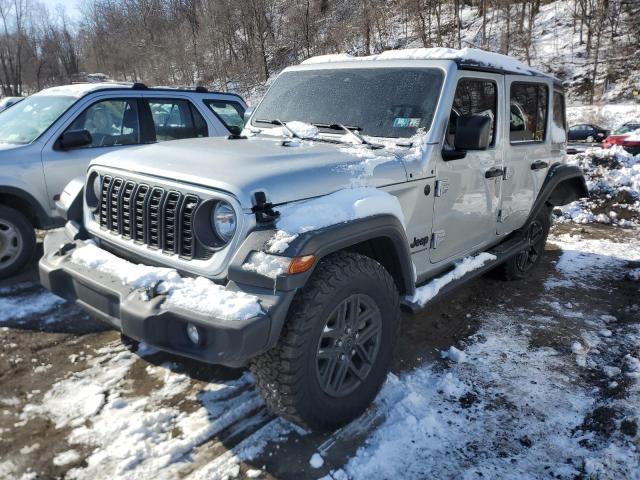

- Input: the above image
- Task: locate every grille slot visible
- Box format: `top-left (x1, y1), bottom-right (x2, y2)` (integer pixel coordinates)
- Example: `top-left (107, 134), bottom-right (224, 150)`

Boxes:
top-left (97, 176), bottom-right (203, 260)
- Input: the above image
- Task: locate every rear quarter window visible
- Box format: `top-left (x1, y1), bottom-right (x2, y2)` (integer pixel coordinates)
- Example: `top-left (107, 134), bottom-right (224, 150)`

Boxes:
top-left (509, 82), bottom-right (548, 143)
top-left (204, 100), bottom-right (245, 132)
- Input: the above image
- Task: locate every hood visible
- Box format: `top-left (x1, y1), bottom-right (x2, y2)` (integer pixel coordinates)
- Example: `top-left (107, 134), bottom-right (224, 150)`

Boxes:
top-left (90, 135), bottom-right (408, 208)
top-left (0, 143), bottom-right (21, 152)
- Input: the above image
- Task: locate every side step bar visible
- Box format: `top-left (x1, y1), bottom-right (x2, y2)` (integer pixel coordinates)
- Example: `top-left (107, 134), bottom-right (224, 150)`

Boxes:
top-left (401, 235), bottom-right (528, 314)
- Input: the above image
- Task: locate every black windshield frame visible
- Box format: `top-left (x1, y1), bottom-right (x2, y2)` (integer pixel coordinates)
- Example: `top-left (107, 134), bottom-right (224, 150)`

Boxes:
top-left (252, 67), bottom-right (445, 139)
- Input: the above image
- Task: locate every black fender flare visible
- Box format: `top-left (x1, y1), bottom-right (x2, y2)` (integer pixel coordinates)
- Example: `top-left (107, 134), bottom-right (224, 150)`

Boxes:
top-left (525, 163), bottom-right (588, 226)
top-left (0, 185), bottom-right (58, 229)
top-left (228, 214), bottom-right (414, 296)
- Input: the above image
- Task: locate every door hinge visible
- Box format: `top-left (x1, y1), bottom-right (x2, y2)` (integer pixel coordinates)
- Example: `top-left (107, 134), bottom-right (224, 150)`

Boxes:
top-left (431, 230), bottom-right (446, 249)
top-left (435, 179), bottom-right (449, 197)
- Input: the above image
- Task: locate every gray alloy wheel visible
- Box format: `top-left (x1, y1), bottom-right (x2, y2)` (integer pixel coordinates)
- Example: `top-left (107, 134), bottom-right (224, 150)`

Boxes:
top-left (0, 205), bottom-right (36, 279)
top-left (315, 293), bottom-right (383, 398)
top-left (0, 218), bottom-right (23, 271)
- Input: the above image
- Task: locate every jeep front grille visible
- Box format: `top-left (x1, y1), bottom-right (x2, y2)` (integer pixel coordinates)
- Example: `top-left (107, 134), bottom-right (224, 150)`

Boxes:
top-left (98, 175), bottom-right (205, 259)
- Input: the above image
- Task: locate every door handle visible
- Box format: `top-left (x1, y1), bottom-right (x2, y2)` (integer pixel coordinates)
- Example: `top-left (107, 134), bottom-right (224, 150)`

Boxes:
top-left (530, 160), bottom-right (549, 170)
top-left (485, 167), bottom-right (504, 179)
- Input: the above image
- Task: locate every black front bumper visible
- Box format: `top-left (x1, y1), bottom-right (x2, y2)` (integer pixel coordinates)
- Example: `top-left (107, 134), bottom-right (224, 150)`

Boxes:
top-left (39, 228), bottom-right (295, 367)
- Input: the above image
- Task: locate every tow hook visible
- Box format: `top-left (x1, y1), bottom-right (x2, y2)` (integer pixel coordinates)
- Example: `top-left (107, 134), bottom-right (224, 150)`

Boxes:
top-left (55, 242), bottom-right (77, 256)
top-left (251, 191), bottom-right (280, 224)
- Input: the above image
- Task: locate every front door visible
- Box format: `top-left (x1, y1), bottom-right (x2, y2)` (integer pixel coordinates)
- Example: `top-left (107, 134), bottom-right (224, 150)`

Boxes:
top-left (430, 73), bottom-right (504, 264)
top-left (41, 97), bottom-right (144, 211)
top-left (497, 78), bottom-right (552, 235)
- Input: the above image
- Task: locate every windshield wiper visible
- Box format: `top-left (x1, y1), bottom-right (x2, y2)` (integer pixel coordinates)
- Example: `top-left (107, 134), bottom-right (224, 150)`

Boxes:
top-left (255, 118), bottom-right (299, 138)
top-left (311, 123), bottom-right (384, 149)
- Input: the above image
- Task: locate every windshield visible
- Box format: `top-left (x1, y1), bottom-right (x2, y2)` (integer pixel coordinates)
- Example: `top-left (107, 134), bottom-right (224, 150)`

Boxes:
top-left (0, 95), bottom-right (76, 145)
top-left (614, 124), bottom-right (640, 135)
top-left (252, 68), bottom-right (444, 139)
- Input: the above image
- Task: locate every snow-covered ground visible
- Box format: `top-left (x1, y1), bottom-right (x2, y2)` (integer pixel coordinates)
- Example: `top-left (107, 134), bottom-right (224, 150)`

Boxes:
top-left (1, 223), bottom-right (638, 479)
top-left (557, 147), bottom-right (640, 227)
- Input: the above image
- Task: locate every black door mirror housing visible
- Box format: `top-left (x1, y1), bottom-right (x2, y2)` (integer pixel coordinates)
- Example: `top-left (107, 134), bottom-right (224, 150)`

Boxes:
top-left (57, 129), bottom-right (92, 150)
top-left (454, 114), bottom-right (492, 151)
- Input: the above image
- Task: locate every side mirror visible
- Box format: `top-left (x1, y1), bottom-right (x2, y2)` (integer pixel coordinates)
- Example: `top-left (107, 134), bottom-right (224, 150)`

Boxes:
top-left (243, 106), bottom-right (255, 124)
top-left (228, 125), bottom-right (242, 136)
top-left (57, 129), bottom-right (92, 150)
top-left (454, 114), bottom-right (491, 151)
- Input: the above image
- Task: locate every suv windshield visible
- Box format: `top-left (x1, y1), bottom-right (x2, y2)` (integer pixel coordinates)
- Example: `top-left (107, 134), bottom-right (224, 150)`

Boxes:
top-left (0, 95), bottom-right (76, 145)
top-left (252, 68), bottom-right (444, 139)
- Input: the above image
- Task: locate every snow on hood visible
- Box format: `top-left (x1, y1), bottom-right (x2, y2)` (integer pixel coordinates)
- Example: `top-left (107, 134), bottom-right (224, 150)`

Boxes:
top-left (302, 47), bottom-right (546, 76)
top-left (91, 136), bottom-right (408, 208)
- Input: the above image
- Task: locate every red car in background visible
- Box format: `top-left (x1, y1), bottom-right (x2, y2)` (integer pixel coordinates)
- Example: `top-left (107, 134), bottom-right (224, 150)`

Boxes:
top-left (603, 122), bottom-right (640, 155)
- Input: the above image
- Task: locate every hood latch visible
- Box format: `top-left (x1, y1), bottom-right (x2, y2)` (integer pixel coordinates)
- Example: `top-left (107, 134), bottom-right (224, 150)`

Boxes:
top-left (252, 191), bottom-right (280, 224)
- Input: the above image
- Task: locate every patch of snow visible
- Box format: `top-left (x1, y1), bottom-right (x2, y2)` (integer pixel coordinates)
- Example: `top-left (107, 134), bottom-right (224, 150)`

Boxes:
top-left (441, 346), bottom-right (466, 363)
top-left (258, 120), bottom-right (319, 139)
top-left (0, 291), bottom-right (65, 323)
top-left (69, 243), bottom-right (263, 321)
top-left (246, 469), bottom-right (263, 478)
top-left (53, 450), bottom-right (81, 466)
top-left (241, 251), bottom-right (291, 278)
top-left (35, 82), bottom-right (132, 98)
top-left (408, 252), bottom-right (496, 306)
top-left (302, 47), bottom-right (546, 77)
top-left (267, 187), bottom-right (405, 253)
top-left (602, 366), bottom-right (621, 378)
top-left (309, 453), bottom-right (324, 468)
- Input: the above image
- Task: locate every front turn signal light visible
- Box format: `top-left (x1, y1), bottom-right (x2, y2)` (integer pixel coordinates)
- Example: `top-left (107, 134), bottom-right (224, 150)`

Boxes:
top-left (288, 255), bottom-right (316, 274)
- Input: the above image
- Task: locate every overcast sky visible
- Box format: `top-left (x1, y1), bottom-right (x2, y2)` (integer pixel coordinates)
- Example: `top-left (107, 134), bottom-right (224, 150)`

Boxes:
top-left (39, 0), bottom-right (82, 20)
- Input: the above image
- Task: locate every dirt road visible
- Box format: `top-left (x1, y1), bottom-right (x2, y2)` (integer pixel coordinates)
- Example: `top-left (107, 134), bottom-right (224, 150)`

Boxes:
top-left (1, 223), bottom-right (638, 479)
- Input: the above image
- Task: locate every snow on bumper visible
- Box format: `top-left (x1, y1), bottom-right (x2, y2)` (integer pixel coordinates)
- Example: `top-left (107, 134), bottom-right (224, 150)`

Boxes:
top-left (38, 229), bottom-right (294, 367)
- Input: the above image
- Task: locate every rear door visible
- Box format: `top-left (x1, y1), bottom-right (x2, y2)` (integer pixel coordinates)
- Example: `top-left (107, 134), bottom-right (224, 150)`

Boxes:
top-left (430, 72), bottom-right (504, 264)
top-left (497, 78), bottom-right (552, 235)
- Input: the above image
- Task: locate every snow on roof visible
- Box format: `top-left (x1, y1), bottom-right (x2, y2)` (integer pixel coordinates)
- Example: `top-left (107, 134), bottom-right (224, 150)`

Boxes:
top-left (34, 82), bottom-right (134, 98)
top-left (301, 47), bottom-right (548, 77)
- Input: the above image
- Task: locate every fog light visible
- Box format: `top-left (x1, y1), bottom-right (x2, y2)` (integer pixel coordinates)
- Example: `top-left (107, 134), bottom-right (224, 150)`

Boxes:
top-left (186, 323), bottom-right (201, 345)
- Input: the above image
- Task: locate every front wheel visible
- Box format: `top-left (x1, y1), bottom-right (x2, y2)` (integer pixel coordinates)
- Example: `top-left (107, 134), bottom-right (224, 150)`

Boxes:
top-left (251, 251), bottom-right (400, 431)
top-left (0, 205), bottom-right (36, 279)
top-left (495, 206), bottom-right (552, 280)
top-left (585, 135), bottom-right (594, 143)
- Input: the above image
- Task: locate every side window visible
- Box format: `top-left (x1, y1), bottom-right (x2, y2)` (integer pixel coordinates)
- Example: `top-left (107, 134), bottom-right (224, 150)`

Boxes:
top-left (66, 98), bottom-right (140, 148)
top-left (146, 99), bottom-right (208, 141)
top-left (552, 91), bottom-right (566, 144)
top-left (509, 82), bottom-right (548, 143)
top-left (204, 99), bottom-right (246, 132)
top-left (447, 78), bottom-right (497, 146)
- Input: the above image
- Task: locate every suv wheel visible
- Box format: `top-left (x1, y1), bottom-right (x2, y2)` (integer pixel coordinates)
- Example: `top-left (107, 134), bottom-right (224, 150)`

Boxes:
top-left (585, 135), bottom-right (594, 143)
top-left (251, 251), bottom-right (400, 431)
top-left (0, 205), bottom-right (35, 279)
top-left (496, 206), bottom-right (552, 280)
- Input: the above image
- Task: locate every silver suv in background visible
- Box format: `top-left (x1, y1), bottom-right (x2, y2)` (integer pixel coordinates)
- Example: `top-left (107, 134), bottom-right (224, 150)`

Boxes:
top-left (0, 83), bottom-right (246, 277)
top-left (40, 49), bottom-right (586, 431)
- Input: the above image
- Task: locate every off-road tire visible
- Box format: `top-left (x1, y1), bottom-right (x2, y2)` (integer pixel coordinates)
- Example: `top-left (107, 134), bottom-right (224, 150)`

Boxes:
top-left (495, 205), bottom-right (552, 280)
top-left (250, 251), bottom-right (400, 431)
top-left (0, 205), bottom-right (35, 279)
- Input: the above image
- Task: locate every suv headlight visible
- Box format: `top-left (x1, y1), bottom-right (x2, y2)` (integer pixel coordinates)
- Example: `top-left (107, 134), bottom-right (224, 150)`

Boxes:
top-left (212, 201), bottom-right (236, 242)
top-left (86, 172), bottom-right (101, 212)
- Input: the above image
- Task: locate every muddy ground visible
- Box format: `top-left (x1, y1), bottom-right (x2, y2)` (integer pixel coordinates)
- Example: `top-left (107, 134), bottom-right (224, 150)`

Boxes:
top-left (0, 223), bottom-right (638, 479)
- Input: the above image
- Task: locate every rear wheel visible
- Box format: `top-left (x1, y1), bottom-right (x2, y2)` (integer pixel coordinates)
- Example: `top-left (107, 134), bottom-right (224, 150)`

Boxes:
top-left (586, 135), bottom-right (594, 143)
top-left (251, 251), bottom-right (400, 431)
top-left (0, 205), bottom-right (35, 279)
top-left (495, 206), bottom-right (552, 280)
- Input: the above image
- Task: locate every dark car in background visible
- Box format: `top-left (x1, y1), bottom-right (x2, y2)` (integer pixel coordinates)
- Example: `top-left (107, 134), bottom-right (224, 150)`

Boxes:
top-left (567, 123), bottom-right (609, 143)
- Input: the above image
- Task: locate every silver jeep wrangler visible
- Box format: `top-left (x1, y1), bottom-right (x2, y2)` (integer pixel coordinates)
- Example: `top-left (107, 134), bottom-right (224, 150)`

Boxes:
top-left (39, 49), bottom-right (587, 431)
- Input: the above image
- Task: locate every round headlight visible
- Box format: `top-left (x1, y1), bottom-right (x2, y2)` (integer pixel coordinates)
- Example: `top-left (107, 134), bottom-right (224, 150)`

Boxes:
top-left (86, 172), bottom-right (101, 211)
top-left (212, 201), bottom-right (236, 242)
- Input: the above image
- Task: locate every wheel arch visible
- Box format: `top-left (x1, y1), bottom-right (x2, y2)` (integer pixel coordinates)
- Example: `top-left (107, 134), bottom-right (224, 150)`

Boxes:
top-left (228, 214), bottom-right (415, 297)
top-left (0, 186), bottom-right (55, 229)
